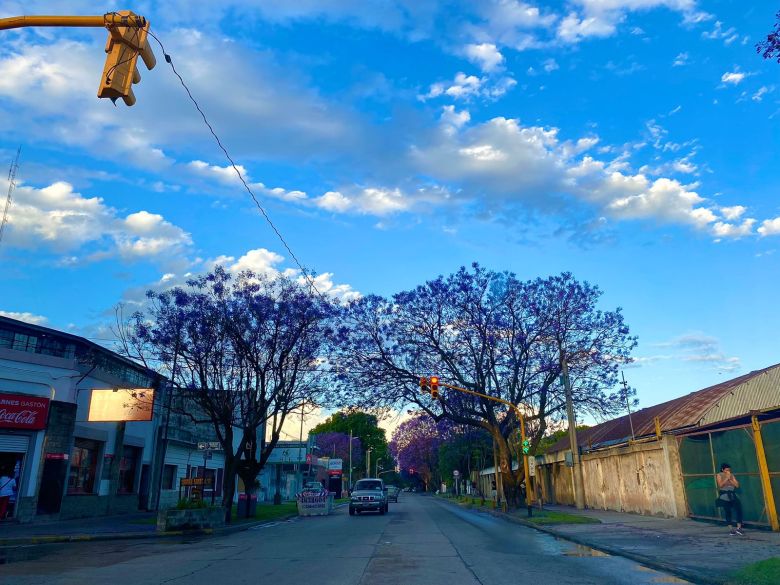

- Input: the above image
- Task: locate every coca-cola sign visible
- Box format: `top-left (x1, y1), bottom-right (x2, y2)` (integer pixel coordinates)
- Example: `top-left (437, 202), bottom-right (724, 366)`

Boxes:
top-left (0, 393), bottom-right (50, 430)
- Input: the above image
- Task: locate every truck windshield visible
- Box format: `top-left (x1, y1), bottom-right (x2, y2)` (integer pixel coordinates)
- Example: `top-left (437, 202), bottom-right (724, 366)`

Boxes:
top-left (355, 480), bottom-right (382, 491)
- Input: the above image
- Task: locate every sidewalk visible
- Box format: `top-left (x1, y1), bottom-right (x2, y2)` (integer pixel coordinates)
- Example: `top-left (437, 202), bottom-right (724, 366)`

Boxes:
top-left (0, 506), bottom-right (300, 546)
top-left (0, 513), bottom-right (159, 545)
top-left (498, 503), bottom-right (780, 585)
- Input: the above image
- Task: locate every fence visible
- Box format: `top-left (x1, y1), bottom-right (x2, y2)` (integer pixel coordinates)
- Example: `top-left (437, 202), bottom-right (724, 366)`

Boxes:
top-left (678, 416), bottom-right (779, 529)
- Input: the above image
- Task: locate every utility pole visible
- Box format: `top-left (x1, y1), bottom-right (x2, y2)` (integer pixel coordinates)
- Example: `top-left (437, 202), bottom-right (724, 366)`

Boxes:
top-left (366, 447), bottom-right (372, 477)
top-left (561, 354), bottom-right (586, 509)
top-left (349, 429), bottom-right (353, 489)
top-left (621, 371), bottom-right (636, 441)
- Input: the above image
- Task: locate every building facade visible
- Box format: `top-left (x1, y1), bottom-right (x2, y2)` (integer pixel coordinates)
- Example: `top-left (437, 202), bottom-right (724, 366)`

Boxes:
top-left (536, 364), bottom-right (780, 529)
top-left (0, 315), bottom-right (162, 523)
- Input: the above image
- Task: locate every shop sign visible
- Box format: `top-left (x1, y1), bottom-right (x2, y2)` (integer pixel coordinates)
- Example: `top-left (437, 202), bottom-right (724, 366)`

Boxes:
top-left (0, 393), bottom-right (50, 430)
top-left (327, 458), bottom-right (342, 476)
top-left (181, 477), bottom-right (213, 487)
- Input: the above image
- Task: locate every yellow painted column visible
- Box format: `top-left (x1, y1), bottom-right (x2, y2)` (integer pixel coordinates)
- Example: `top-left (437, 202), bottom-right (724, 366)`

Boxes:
top-left (752, 416), bottom-right (779, 531)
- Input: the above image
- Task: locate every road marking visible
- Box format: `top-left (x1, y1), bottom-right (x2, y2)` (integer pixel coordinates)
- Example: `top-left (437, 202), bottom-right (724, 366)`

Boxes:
top-left (249, 518), bottom-right (299, 530)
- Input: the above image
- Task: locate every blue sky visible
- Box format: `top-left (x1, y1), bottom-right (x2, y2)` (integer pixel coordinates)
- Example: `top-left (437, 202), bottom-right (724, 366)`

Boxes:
top-left (1, 1), bottom-right (779, 415)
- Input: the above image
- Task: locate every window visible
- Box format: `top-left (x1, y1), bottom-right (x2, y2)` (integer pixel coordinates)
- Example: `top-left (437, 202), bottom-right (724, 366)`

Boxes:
top-left (162, 464), bottom-right (177, 490)
top-left (118, 446), bottom-right (141, 494)
top-left (68, 439), bottom-right (100, 494)
top-left (12, 333), bottom-right (38, 353)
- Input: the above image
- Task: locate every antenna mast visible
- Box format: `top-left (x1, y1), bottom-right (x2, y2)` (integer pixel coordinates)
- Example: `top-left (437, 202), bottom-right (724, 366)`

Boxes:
top-left (0, 146), bottom-right (21, 246)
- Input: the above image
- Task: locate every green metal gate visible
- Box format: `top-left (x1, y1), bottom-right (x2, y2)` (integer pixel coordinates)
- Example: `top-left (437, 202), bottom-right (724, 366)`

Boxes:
top-left (678, 424), bottom-right (771, 526)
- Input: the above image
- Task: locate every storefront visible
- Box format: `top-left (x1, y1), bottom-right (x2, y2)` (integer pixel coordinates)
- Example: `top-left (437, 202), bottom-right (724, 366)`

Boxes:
top-left (0, 392), bottom-right (50, 521)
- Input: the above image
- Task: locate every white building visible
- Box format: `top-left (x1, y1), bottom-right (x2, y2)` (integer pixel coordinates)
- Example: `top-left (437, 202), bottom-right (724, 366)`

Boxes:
top-left (0, 315), bottom-right (162, 522)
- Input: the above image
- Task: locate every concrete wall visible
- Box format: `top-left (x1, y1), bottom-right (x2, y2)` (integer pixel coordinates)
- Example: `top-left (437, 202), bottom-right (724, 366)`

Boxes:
top-left (539, 436), bottom-right (687, 518)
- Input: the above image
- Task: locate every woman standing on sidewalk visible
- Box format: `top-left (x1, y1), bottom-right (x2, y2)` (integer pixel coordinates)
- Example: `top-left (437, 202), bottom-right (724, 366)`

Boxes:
top-left (716, 463), bottom-right (744, 535)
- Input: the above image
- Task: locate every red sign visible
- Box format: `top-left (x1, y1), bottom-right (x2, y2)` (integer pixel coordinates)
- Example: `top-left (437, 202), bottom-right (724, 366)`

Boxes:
top-left (45, 453), bottom-right (68, 460)
top-left (306, 453), bottom-right (312, 464)
top-left (0, 393), bottom-right (50, 430)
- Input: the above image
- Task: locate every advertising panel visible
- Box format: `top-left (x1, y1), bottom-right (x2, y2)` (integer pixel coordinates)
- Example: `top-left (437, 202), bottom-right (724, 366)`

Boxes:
top-left (0, 393), bottom-right (50, 430)
top-left (87, 389), bottom-right (154, 422)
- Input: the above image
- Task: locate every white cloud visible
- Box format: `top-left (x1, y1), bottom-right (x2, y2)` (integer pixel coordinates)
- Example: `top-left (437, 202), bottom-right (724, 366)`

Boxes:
top-left (711, 219), bottom-right (755, 239)
top-left (410, 115), bottom-right (758, 239)
top-left (752, 86), bottom-right (774, 102)
top-left (557, 12), bottom-right (616, 43)
top-left (758, 218), bottom-right (780, 237)
top-left (0, 179), bottom-right (191, 265)
top-left (557, 1), bottom-right (709, 44)
top-left (151, 247), bottom-right (360, 303)
top-left (543, 58), bottom-right (559, 72)
top-left (702, 20), bottom-right (737, 45)
top-left (420, 72), bottom-right (517, 102)
top-left (440, 105), bottom-right (471, 133)
top-left (672, 52), bottom-right (689, 67)
top-left (463, 43), bottom-right (505, 72)
top-left (721, 71), bottom-right (747, 85)
top-left (720, 205), bottom-right (746, 221)
top-left (650, 332), bottom-right (740, 372)
top-left (0, 30), bottom-right (360, 172)
top-left (0, 311), bottom-right (48, 325)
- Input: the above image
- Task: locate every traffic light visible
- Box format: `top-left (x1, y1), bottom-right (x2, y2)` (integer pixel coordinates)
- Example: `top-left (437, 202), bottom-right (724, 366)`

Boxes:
top-left (98, 11), bottom-right (156, 106)
top-left (522, 439), bottom-right (530, 454)
top-left (419, 377), bottom-right (429, 393)
top-left (430, 376), bottom-right (439, 399)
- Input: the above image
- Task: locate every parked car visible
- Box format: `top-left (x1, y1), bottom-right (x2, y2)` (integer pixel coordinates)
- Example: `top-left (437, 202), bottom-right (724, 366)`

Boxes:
top-left (349, 478), bottom-right (388, 516)
top-left (386, 485), bottom-right (400, 502)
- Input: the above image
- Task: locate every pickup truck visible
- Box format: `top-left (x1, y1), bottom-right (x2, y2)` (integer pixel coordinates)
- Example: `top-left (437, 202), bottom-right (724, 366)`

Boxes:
top-left (349, 478), bottom-right (388, 516)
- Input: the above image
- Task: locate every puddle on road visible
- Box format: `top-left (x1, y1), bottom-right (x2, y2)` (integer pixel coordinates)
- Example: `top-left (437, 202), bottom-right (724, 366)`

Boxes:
top-left (563, 544), bottom-right (610, 557)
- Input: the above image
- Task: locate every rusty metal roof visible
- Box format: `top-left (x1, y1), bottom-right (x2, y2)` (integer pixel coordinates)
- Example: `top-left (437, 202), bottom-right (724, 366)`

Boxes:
top-left (547, 363), bottom-right (780, 453)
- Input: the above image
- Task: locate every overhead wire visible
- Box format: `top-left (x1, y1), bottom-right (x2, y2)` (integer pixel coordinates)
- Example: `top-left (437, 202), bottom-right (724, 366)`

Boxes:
top-left (145, 29), bottom-right (324, 300)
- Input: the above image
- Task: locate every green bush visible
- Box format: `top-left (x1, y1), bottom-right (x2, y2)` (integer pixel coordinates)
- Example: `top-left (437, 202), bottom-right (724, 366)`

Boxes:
top-left (175, 498), bottom-right (210, 510)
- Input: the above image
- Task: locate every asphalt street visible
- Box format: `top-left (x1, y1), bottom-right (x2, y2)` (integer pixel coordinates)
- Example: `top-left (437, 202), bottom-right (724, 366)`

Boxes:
top-left (0, 494), bottom-right (693, 585)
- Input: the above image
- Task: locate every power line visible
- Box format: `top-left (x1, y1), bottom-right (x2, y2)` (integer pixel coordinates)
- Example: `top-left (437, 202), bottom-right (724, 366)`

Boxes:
top-left (146, 30), bottom-right (323, 299)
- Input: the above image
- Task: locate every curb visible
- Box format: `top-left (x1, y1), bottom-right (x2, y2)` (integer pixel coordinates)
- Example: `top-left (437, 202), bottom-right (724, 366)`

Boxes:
top-left (434, 497), bottom-right (723, 585)
top-left (0, 506), bottom-right (349, 547)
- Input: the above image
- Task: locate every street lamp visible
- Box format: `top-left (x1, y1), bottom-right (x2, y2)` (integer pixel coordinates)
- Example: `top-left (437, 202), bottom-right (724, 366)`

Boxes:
top-left (348, 431), bottom-right (360, 491)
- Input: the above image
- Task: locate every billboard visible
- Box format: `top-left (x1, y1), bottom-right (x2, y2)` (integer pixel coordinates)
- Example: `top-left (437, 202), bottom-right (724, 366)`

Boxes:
top-left (87, 389), bottom-right (154, 422)
top-left (328, 458), bottom-right (343, 476)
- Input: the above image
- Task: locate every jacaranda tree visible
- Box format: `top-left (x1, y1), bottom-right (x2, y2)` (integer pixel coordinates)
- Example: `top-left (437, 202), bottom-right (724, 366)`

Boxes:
top-left (332, 264), bottom-right (636, 505)
top-left (389, 413), bottom-right (452, 491)
top-left (121, 267), bottom-right (337, 522)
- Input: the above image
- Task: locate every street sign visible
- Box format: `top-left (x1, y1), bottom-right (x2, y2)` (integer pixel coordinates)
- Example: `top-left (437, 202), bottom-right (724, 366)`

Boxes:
top-left (528, 456), bottom-right (536, 477)
top-left (198, 441), bottom-right (221, 451)
top-left (453, 470), bottom-right (460, 477)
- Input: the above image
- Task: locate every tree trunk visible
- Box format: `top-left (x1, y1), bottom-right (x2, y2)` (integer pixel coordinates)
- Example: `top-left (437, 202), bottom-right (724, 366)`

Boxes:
top-left (222, 457), bottom-right (238, 524)
top-left (493, 428), bottom-right (525, 508)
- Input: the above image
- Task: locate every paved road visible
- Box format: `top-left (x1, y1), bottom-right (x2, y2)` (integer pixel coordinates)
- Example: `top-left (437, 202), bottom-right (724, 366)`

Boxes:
top-left (0, 495), bottom-right (693, 585)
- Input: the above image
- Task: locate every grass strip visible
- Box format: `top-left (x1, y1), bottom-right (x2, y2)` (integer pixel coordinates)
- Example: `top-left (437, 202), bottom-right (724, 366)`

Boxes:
top-left (728, 558), bottom-right (780, 585)
top-left (231, 501), bottom-right (298, 523)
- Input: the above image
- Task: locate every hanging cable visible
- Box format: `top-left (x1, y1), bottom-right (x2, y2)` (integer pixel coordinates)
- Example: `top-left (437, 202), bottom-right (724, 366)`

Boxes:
top-left (146, 29), bottom-right (324, 299)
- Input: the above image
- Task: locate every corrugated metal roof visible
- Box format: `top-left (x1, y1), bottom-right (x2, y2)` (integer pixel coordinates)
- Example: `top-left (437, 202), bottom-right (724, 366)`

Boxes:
top-left (547, 363), bottom-right (780, 453)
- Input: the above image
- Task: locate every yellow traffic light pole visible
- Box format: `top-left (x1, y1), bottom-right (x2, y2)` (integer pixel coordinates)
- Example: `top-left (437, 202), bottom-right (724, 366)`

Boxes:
top-left (0, 14), bottom-right (144, 30)
top-left (420, 377), bottom-right (533, 507)
top-left (0, 11), bottom-right (155, 106)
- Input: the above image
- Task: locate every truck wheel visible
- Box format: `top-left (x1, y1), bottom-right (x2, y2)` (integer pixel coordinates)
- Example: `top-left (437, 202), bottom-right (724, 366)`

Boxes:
top-left (349, 506), bottom-right (355, 516)
top-left (379, 504), bottom-right (386, 515)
